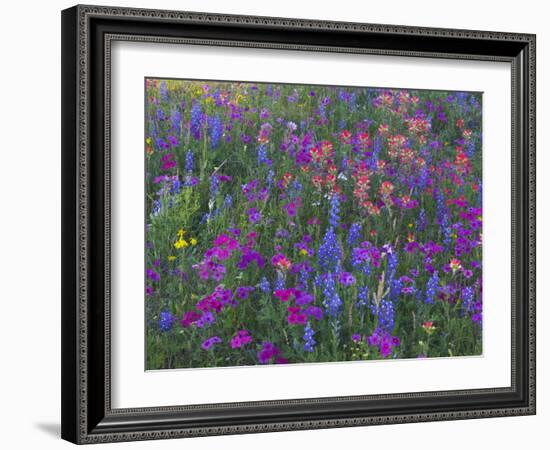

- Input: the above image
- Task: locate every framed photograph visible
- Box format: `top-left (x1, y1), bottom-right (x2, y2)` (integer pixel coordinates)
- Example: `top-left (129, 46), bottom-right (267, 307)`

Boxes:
top-left (61, 4), bottom-right (536, 444)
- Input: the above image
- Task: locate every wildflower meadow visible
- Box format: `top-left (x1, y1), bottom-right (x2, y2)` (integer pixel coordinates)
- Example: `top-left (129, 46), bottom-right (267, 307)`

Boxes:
top-left (145, 79), bottom-right (483, 370)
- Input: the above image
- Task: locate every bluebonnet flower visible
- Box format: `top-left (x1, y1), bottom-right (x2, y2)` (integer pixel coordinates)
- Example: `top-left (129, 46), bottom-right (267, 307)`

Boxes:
top-left (442, 221), bottom-right (452, 248)
top-left (386, 250), bottom-right (398, 283)
top-left (417, 165), bottom-right (429, 190)
top-left (170, 108), bottom-right (181, 135)
top-left (338, 90), bottom-right (349, 102)
top-left (425, 271), bottom-right (439, 304)
top-left (435, 188), bottom-right (449, 227)
top-left (356, 285), bottom-right (369, 308)
top-left (319, 102), bottom-right (326, 118)
top-left (378, 299), bottom-right (395, 332)
top-left (190, 101), bottom-right (203, 140)
top-left (274, 272), bottom-right (285, 291)
top-left (347, 222), bottom-right (362, 247)
top-left (151, 199), bottom-right (161, 216)
top-left (259, 276), bottom-right (271, 293)
top-left (466, 140), bottom-right (476, 159)
top-left (390, 278), bottom-right (402, 301)
top-left (415, 287), bottom-right (423, 303)
top-left (292, 261), bottom-right (313, 289)
top-left (208, 115), bottom-right (223, 148)
top-left (156, 108), bottom-right (166, 121)
top-left (185, 150), bottom-right (194, 173)
top-left (434, 189), bottom-right (453, 247)
top-left (223, 194), bottom-right (233, 208)
top-left (340, 155), bottom-right (348, 170)
top-left (257, 144), bottom-right (272, 166)
top-left (417, 208), bottom-right (428, 232)
top-left (158, 311), bottom-right (175, 331)
top-left (329, 195), bottom-right (340, 228)
top-left (303, 322), bottom-right (316, 352)
top-left (159, 81), bottom-right (168, 102)
top-left (289, 179), bottom-right (303, 198)
top-left (348, 91), bottom-right (357, 112)
top-left (169, 178), bottom-right (182, 195)
top-left (370, 136), bottom-right (382, 170)
top-left (470, 94), bottom-right (481, 110)
top-left (462, 285), bottom-right (474, 313)
top-left (476, 177), bottom-right (483, 208)
top-left (298, 267), bottom-right (311, 289)
top-left (322, 274), bottom-right (342, 318)
top-left (318, 227), bottom-right (341, 272)
top-left (266, 169), bottom-right (274, 188)
top-left (210, 175), bottom-right (220, 198)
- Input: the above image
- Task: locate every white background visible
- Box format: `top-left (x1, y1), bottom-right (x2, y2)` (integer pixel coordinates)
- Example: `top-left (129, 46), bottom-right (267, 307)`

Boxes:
top-left (112, 42), bottom-right (511, 408)
top-left (0, 0), bottom-right (546, 449)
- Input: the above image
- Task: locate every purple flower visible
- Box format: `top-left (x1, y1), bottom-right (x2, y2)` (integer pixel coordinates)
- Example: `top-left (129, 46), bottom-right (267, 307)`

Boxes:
top-left (146, 268), bottom-right (160, 282)
top-left (231, 330), bottom-right (252, 349)
top-left (295, 290), bottom-right (314, 305)
top-left (287, 306), bottom-right (307, 325)
top-left (472, 313), bottom-right (482, 323)
top-left (367, 332), bottom-right (380, 347)
top-left (304, 305), bottom-right (324, 321)
top-left (201, 336), bottom-right (222, 350)
top-left (235, 286), bottom-right (255, 300)
top-left (401, 286), bottom-right (415, 295)
top-left (283, 201), bottom-right (298, 217)
top-left (338, 271), bottom-right (356, 286)
top-left (238, 249), bottom-right (266, 270)
top-left (258, 341), bottom-right (281, 364)
top-left (247, 208), bottom-right (262, 223)
top-left (195, 311), bottom-right (216, 328)
top-left (167, 135), bottom-right (178, 147)
top-left (180, 310), bottom-right (201, 327)
top-left (380, 339), bottom-right (392, 358)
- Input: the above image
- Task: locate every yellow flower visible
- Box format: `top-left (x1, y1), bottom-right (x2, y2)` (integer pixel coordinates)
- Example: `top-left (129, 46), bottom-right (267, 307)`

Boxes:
top-left (174, 238), bottom-right (189, 249)
top-left (299, 248), bottom-right (308, 256)
top-left (167, 255), bottom-right (176, 262)
top-left (145, 137), bottom-right (152, 145)
top-left (190, 238), bottom-right (197, 246)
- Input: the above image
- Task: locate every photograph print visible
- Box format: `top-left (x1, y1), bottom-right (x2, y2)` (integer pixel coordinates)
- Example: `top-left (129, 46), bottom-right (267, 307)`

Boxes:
top-left (144, 78), bottom-right (483, 370)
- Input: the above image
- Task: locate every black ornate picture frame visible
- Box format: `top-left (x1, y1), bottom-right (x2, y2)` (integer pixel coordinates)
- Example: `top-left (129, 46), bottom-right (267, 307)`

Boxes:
top-left (61, 4), bottom-right (536, 444)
